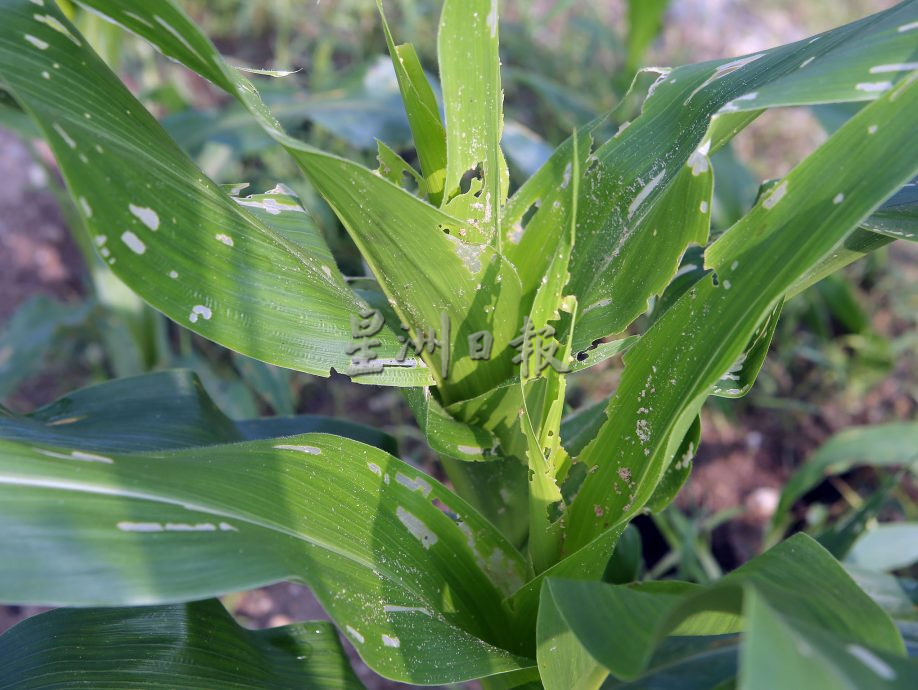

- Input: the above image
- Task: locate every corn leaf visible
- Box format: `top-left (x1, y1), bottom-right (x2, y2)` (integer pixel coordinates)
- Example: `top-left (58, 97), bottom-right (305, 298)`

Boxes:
top-left (377, 1), bottom-right (447, 204)
top-left (60, 0), bottom-right (523, 403)
top-left (565, 63), bottom-right (918, 552)
top-left (862, 175), bottom-right (918, 241)
top-left (546, 535), bottom-right (912, 688)
top-left (626, 0), bottom-right (669, 74)
top-left (536, 583), bottom-right (607, 690)
top-left (0, 600), bottom-right (365, 689)
top-left (710, 300), bottom-right (783, 399)
top-left (770, 423), bottom-right (918, 541)
top-left (740, 590), bottom-right (916, 690)
top-left (0, 369), bottom-right (397, 454)
top-left (516, 1), bottom-right (918, 352)
top-left (0, 428), bottom-right (534, 683)
top-left (600, 635), bottom-right (739, 690)
top-left (0, 0), bottom-right (435, 387)
top-left (438, 0), bottom-right (508, 243)
top-left (848, 524), bottom-right (918, 573)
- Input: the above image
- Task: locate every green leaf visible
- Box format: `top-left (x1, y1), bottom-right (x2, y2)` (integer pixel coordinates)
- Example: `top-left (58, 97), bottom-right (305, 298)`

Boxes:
top-left (711, 300), bottom-right (783, 399)
top-left (626, 0), bottom-right (669, 74)
top-left (815, 474), bottom-right (899, 560)
top-left (502, 121), bottom-right (601, 303)
top-left (0, 0), bottom-right (431, 387)
top-left (537, 583), bottom-right (608, 690)
top-left (404, 386), bottom-right (499, 461)
top-left (438, 0), bottom-right (508, 243)
top-left (770, 423), bottom-right (918, 540)
top-left (741, 589), bottom-right (917, 690)
top-left (0, 295), bottom-right (91, 400)
top-left (0, 430), bottom-right (533, 683)
top-left (544, 1), bottom-right (918, 352)
top-left (862, 176), bottom-right (918, 241)
top-left (100, 0), bottom-right (524, 402)
top-left (849, 524), bottom-right (918, 573)
top-left (377, 1), bottom-right (447, 204)
top-left (560, 399), bottom-right (609, 458)
top-left (601, 635), bottom-right (739, 690)
top-left (0, 600), bottom-right (365, 689)
top-left (845, 566), bottom-right (918, 623)
top-left (646, 415), bottom-right (701, 514)
top-left (166, 57), bottom-right (414, 156)
top-left (548, 536), bottom-right (911, 687)
top-left (566, 59), bottom-right (918, 553)
top-left (0, 369), bottom-right (396, 455)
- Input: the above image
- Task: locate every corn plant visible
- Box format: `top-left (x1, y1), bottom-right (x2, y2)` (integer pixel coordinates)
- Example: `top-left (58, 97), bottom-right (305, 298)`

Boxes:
top-left (1, 0), bottom-right (918, 688)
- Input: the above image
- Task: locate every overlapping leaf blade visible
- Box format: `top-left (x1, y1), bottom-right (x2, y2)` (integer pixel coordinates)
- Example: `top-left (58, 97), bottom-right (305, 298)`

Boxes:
top-left (377, 1), bottom-right (447, 205)
top-left (0, 0), bottom-right (433, 387)
top-left (565, 64), bottom-right (918, 552)
top-left (546, 536), bottom-right (914, 689)
top-left (0, 601), bottom-right (365, 690)
top-left (769, 422), bottom-right (918, 540)
top-left (0, 428), bottom-right (534, 683)
top-left (438, 0), bottom-right (508, 243)
top-left (64, 0), bottom-right (523, 404)
top-left (507, 1), bottom-right (918, 353)
top-left (0, 369), bottom-right (397, 454)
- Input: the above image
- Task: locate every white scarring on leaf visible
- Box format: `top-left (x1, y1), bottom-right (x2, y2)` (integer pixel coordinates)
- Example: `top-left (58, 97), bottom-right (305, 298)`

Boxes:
top-left (274, 444), bottom-right (321, 455)
top-left (718, 91), bottom-right (758, 113)
top-left (235, 65), bottom-right (300, 78)
top-left (451, 237), bottom-right (484, 273)
top-left (685, 53), bottom-right (765, 103)
top-left (583, 298), bottom-right (612, 314)
top-left (367, 462), bottom-right (383, 477)
top-left (234, 197), bottom-right (304, 216)
top-left (870, 63), bottom-right (918, 73)
top-left (855, 81), bottom-right (893, 93)
top-left (628, 170), bottom-right (665, 219)
top-left (382, 634), bottom-right (401, 648)
top-left (215, 233), bottom-right (234, 247)
top-left (898, 21), bottom-right (918, 33)
top-left (24, 34), bottom-right (48, 50)
top-left (762, 181), bottom-right (788, 209)
top-left (163, 523), bottom-right (216, 532)
top-left (396, 473), bottom-right (432, 497)
top-left (120, 231), bottom-right (146, 255)
top-left (117, 522), bottom-right (163, 533)
top-left (396, 506), bottom-right (438, 549)
top-left (458, 445), bottom-right (483, 455)
top-left (52, 123), bottom-right (76, 149)
top-left (33, 13), bottom-right (81, 46)
top-left (129, 204), bottom-right (160, 231)
top-left (35, 449), bottom-right (113, 464)
top-left (345, 626), bottom-right (364, 644)
top-left (188, 305), bottom-right (212, 323)
top-left (78, 196), bottom-right (92, 217)
top-left (486, 0), bottom-right (498, 38)
top-left (688, 140), bottom-right (711, 176)
top-left (561, 162), bottom-right (573, 190)
top-left (383, 605), bottom-right (432, 616)
top-left (833, 193), bottom-right (845, 204)
top-left (846, 644), bottom-right (896, 680)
